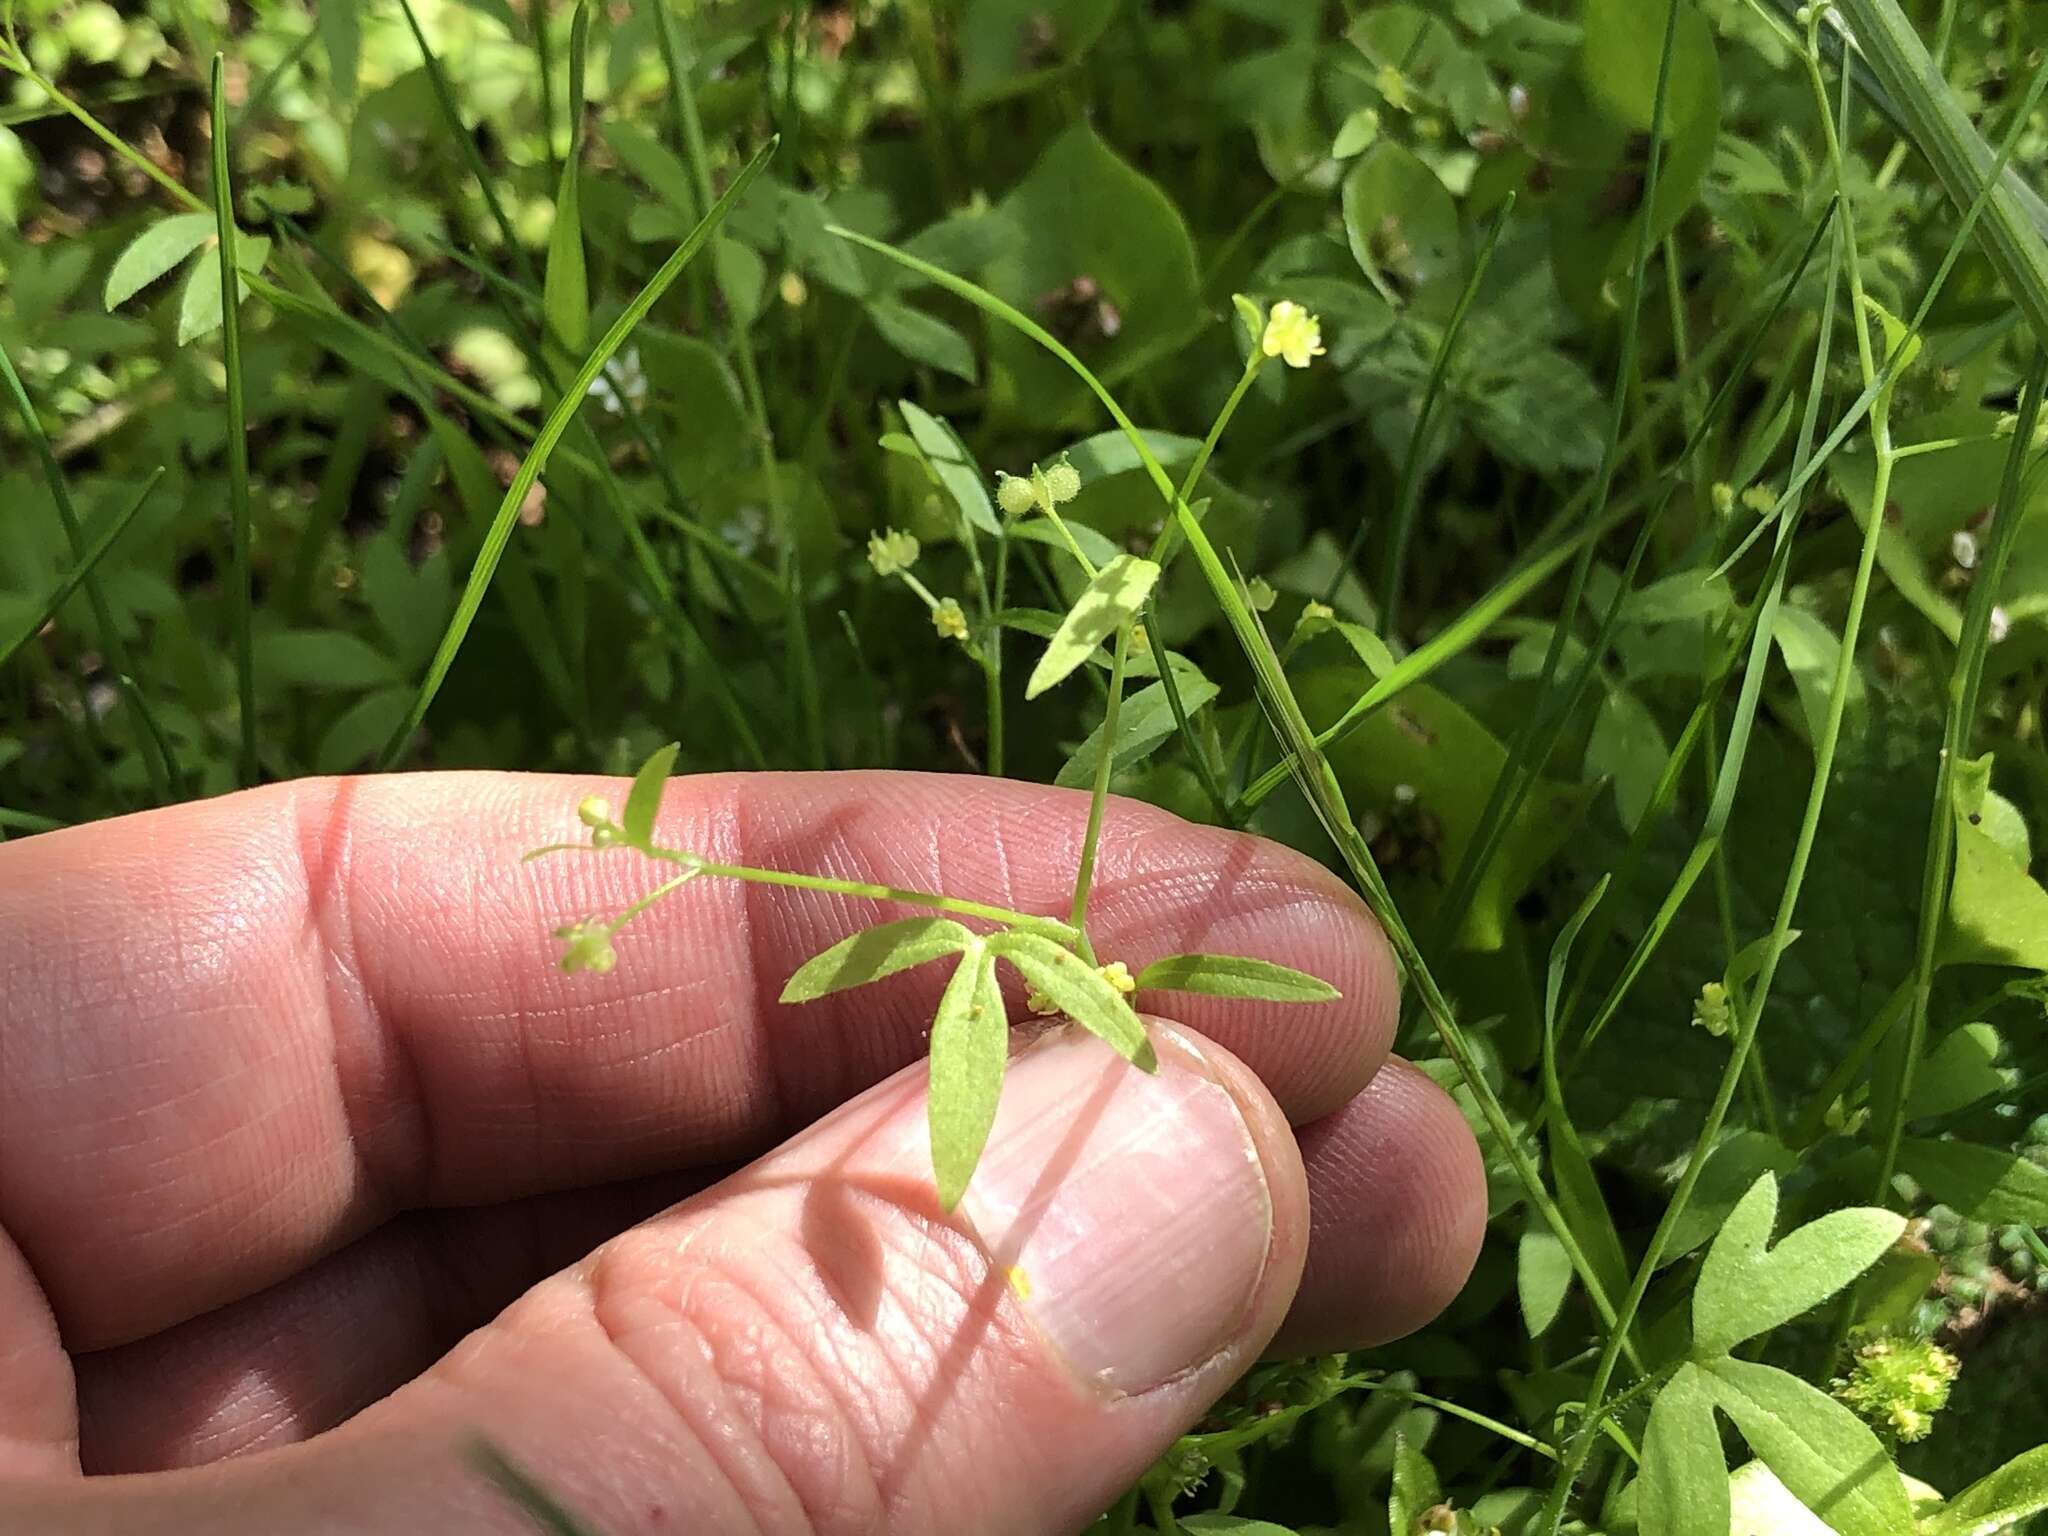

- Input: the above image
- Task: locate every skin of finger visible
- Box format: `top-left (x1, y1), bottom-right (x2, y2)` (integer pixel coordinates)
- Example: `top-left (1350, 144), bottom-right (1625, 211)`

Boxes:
top-left (70, 1061), bottom-right (1482, 1477)
top-left (7, 1025), bottom-right (1309, 1536)
top-left (0, 771), bottom-right (1394, 1353)
top-left (1269, 1059), bottom-right (1488, 1356)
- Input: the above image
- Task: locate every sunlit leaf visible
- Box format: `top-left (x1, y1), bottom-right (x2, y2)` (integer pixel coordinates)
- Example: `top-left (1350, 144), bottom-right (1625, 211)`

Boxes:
top-left (1701, 1357), bottom-right (1913, 1536)
top-left (988, 931), bottom-right (1154, 1069)
top-left (1025, 553), bottom-right (1160, 699)
top-left (781, 916), bottom-right (978, 1003)
top-left (1132, 953), bottom-right (1338, 1003)
top-left (621, 742), bottom-right (679, 845)
top-left (928, 942), bottom-right (1006, 1210)
top-left (103, 213), bottom-right (214, 310)
top-left (1640, 1363), bottom-right (1729, 1536)
top-left (1896, 1138), bottom-right (2048, 1226)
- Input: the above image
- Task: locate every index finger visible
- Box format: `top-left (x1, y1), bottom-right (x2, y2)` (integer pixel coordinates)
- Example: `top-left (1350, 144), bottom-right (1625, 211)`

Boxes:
top-left (0, 770), bottom-right (1395, 1350)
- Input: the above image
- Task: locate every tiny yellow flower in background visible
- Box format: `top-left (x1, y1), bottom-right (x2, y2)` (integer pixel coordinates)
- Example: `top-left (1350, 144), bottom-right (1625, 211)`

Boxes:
top-left (1128, 622), bottom-right (1152, 655)
top-left (1042, 460), bottom-right (1082, 504)
top-left (932, 597), bottom-right (969, 641)
top-left (867, 528), bottom-right (920, 577)
top-left (1711, 482), bottom-right (1735, 517)
top-left (995, 472), bottom-right (1038, 518)
top-left (1740, 483), bottom-right (1777, 515)
top-left (1262, 300), bottom-right (1326, 369)
top-left (1099, 960), bottom-right (1136, 996)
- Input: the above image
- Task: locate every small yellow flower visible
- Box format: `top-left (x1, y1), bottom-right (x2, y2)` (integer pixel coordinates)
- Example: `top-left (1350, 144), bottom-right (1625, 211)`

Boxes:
top-left (1692, 980), bottom-right (1732, 1038)
top-left (1711, 482), bottom-right (1736, 517)
top-left (867, 528), bottom-right (920, 577)
top-left (1128, 622), bottom-right (1152, 655)
top-left (1740, 483), bottom-right (1778, 515)
top-left (1261, 300), bottom-right (1326, 369)
top-left (1099, 960), bottom-right (1136, 995)
top-left (1374, 63), bottom-right (1411, 113)
top-left (1025, 985), bottom-right (1060, 1017)
top-left (932, 597), bottom-right (969, 641)
top-left (553, 919), bottom-right (618, 975)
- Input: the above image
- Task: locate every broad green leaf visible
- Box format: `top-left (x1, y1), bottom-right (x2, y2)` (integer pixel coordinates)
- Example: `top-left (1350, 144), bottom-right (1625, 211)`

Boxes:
top-left (621, 742), bottom-right (679, 845)
top-left (1517, 1223), bottom-right (1571, 1337)
top-left (315, 687), bottom-right (410, 774)
top-left (1059, 428), bottom-right (1202, 485)
top-left (1772, 606), bottom-right (1864, 749)
top-left (898, 400), bottom-right (1000, 537)
top-left (868, 298), bottom-right (978, 382)
top-left (259, 629), bottom-right (401, 690)
top-left (985, 124), bottom-right (1200, 424)
top-left (1661, 1132), bottom-right (1795, 1265)
top-left (1131, 953), bottom-right (1339, 1004)
top-left (1054, 666), bottom-right (1220, 790)
top-left (959, 0), bottom-right (1116, 106)
top-left (1640, 1363), bottom-right (1730, 1536)
top-left (1896, 1138), bottom-right (2048, 1226)
top-left (1730, 1461), bottom-right (1837, 1536)
top-left (1180, 1518), bottom-right (1302, 1536)
top-left (104, 213), bottom-right (213, 309)
top-left (1701, 1357), bottom-right (1913, 1536)
top-left (928, 943), bottom-right (1005, 1210)
top-left (1925, 1446), bottom-right (2048, 1536)
top-left (600, 121), bottom-right (697, 213)
top-left (1006, 519), bottom-right (1121, 569)
top-left (988, 931), bottom-right (1154, 1069)
top-left (713, 237), bottom-right (766, 330)
top-left (1388, 1431), bottom-right (1441, 1536)
top-left (1943, 817), bottom-right (2048, 970)
top-left (1905, 1023), bottom-right (2015, 1119)
top-left (1694, 1175), bottom-right (1905, 1358)
top-left (781, 917), bottom-right (978, 1003)
top-left (1580, 0), bottom-right (1718, 131)
top-left (175, 235), bottom-right (271, 346)
top-left (1342, 140), bottom-right (1460, 292)
top-left (1025, 554), bottom-right (1160, 699)
top-left (1586, 685), bottom-right (1668, 832)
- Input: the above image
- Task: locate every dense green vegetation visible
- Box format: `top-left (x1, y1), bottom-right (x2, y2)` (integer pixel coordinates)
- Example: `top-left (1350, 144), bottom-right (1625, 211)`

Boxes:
top-left (6, 0), bottom-right (2048, 1530)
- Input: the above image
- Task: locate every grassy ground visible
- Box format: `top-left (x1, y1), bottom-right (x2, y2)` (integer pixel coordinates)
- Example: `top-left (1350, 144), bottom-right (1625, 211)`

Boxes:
top-left (5, 0), bottom-right (2048, 1530)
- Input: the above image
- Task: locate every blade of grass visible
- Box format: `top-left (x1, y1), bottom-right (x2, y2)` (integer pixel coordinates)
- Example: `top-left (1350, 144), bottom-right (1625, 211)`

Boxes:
top-left (211, 55), bottom-right (259, 786)
top-left (0, 469), bottom-right (166, 670)
top-left (377, 136), bottom-right (779, 769)
top-left (0, 339), bottom-right (176, 803)
top-left (1429, 0), bottom-right (1684, 955)
top-left (1876, 350), bottom-right (2046, 1194)
top-left (1340, 193), bottom-right (1515, 632)
top-left (832, 221), bottom-right (1639, 1364)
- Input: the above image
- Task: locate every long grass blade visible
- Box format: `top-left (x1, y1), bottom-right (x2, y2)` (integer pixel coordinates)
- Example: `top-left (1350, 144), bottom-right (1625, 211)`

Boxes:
top-left (377, 135), bottom-right (779, 769)
top-left (0, 469), bottom-right (165, 670)
top-left (211, 55), bottom-right (258, 786)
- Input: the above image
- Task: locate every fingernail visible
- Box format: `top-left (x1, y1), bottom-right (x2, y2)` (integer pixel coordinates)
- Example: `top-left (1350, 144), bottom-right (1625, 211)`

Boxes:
top-left (954, 1025), bottom-right (1274, 1395)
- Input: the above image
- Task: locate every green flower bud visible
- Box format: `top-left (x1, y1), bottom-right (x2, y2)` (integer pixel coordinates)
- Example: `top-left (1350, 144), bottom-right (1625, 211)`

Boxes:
top-left (577, 795), bottom-right (612, 829)
top-left (1832, 1335), bottom-right (1958, 1444)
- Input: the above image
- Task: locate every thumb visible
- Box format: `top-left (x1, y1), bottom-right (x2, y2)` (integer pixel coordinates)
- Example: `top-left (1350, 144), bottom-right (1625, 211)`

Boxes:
top-left (53, 1021), bottom-right (1308, 1536)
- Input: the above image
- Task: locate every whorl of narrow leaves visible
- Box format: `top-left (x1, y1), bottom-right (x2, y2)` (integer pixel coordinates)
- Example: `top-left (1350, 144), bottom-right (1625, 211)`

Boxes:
top-left (987, 930), bottom-right (1154, 1069)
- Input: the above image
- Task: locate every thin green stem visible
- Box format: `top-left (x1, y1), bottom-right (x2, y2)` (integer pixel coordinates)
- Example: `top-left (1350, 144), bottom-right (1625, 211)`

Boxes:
top-left (211, 56), bottom-right (258, 786)
top-left (1070, 627), bottom-right (1132, 949)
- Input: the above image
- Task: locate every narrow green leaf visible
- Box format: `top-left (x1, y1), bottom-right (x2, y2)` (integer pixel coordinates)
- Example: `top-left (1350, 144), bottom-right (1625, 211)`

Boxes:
top-left (1701, 1357), bottom-right (1913, 1536)
top-left (621, 742), bottom-right (679, 845)
top-left (318, 0), bottom-right (360, 104)
top-left (1026, 553), bottom-right (1160, 699)
top-left (1388, 1432), bottom-right (1441, 1536)
top-left (868, 298), bottom-right (978, 382)
top-left (103, 212), bottom-right (214, 309)
top-left (1054, 668), bottom-right (1220, 790)
top-left (929, 943), bottom-right (1006, 1210)
top-left (1693, 1175), bottom-right (1905, 1358)
top-left (898, 400), bottom-right (1000, 536)
top-left (1517, 1223), bottom-right (1572, 1337)
top-left (211, 54), bottom-right (257, 787)
top-left (541, 1), bottom-right (592, 358)
top-left (1924, 1446), bottom-right (2048, 1536)
top-left (1132, 953), bottom-right (1338, 1004)
top-left (781, 917), bottom-right (977, 1003)
top-left (1896, 1138), bottom-right (2048, 1226)
top-left (378, 136), bottom-right (779, 767)
top-left (989, 931), bottom-right (1155, 1069)
top-left (1640, 1363), bottom-right (1729, 1536)
top-left (260, 630), bottom-right (402, 690)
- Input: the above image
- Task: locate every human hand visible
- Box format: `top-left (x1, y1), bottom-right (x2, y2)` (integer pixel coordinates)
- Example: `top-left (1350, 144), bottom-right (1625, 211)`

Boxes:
top-left (0, 772), bottom-right (1484, 1534)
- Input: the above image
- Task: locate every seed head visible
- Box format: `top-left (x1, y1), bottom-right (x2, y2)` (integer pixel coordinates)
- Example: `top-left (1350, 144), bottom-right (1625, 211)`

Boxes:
top-left (1043, 460), bottom-right (1083, 504)
top-left (867, 528), bottom-right (921, 577)
top-left (996, 472), bottom-right (1039, 519)
top-left (1261, 300), bottom-right (1326, 369)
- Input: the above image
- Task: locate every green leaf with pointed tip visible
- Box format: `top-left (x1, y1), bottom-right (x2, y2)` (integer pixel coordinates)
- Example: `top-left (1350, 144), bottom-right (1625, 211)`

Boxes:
top-left (1132, 953), bottom-right (1338, 1003)
top-left (1859, 295), bottom-right (1922, 417)
top-left (898, 400), bottom-right (1000, 537)
top-left (1231, 293), bottom-right (1265, 348)
top-left (1640, 1363), bottom-right (1729, 1536)
top-left (1906, 1023), bottom-right (2015, 1119)
top-left (1054, 666), bottom-right (1220, 790)
top-left (1693, 1175), bottom-right (1905, 1358)
top-left (542, 5), bottom-right (592, 360)
top-left (1896, 1138), bottom-right (2048, 1226)
top-left (176, 235), bottom-right (271, 345)
top-left (1517, 1223), bottom-right (1571, 1337)
top-left (1925, 1446), bottom-right (2048, 1536)
top-left (1943, 816), bottom-right (2048, 970)
top-left (988, 931), bottom-right (1154, 1069)
top-left (1026, 554), bottom-right (1160, 699)
top-left (781, 917), bottom-right (978, 1003)
top-left (621, 742), bottom-right (679, 846)
top-left (929, 943), bottom-right (1006, 1210)
top-left (1701, 1357), bottom-right (1913, 1536)
top-left (319, 0), bottom-right (360, 104)
top-left (104, 213), bottom-right (214, 310)
top-left (868, 298), bottom-right (977, 382)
